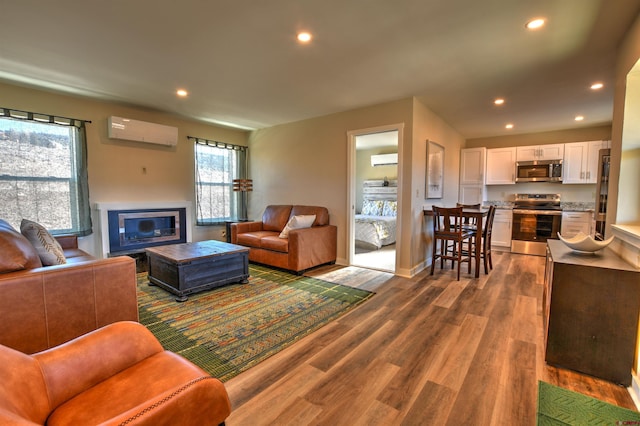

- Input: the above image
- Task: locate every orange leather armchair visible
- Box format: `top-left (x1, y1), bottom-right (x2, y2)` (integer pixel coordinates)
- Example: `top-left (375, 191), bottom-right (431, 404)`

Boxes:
top-left (0, 321), bottom-right (231, 425)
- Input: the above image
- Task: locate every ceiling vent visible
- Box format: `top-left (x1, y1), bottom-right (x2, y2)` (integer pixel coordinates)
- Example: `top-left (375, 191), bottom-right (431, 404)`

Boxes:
top-left (371, 153), bottom-right (398, 166)
top-left (108, 116), bottom-right (178, 146)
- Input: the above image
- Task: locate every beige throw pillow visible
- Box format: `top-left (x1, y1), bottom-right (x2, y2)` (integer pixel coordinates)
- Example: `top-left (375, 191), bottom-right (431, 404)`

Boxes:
top-left (20, 219), bottom-right (67, 266)
top-left (279, 215), bottom-right (316, 238)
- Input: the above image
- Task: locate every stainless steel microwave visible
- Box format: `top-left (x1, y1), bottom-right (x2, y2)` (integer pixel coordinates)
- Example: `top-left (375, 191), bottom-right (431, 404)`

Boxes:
top-left (515, 159), bottom-right (563, 183)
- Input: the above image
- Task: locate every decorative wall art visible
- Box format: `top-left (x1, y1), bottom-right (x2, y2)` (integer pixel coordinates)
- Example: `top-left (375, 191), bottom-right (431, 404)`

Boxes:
top-left (426, 140), bottom-right (444, 199)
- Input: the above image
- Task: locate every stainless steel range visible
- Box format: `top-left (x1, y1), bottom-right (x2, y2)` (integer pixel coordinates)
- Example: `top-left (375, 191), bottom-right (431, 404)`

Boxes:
top-left (511, 193), bottom-right (562, 256)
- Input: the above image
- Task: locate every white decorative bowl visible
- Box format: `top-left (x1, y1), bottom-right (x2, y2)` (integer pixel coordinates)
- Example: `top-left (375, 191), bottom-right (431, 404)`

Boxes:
top-left (557, 232), bottom-right (614, 253)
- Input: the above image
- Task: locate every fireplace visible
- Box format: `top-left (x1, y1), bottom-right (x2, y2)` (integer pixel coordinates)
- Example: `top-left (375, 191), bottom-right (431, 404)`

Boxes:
top-left (95, 201), bottom-right (192, 258)
top-left (107, 208), bottom-right (187, 254)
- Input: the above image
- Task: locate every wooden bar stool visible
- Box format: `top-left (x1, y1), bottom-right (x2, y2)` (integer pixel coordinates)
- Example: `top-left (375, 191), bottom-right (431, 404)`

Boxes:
top-left (456, 203), bottom-right (481, 231)
top-left (479, 205), bottom-right (497, 274)
top-left (430, 206), bottom-right (476, 280)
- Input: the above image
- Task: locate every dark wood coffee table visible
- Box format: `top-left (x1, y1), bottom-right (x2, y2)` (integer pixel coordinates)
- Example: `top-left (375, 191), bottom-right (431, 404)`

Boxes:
top-left (146, 240), bottom-right (249, 302)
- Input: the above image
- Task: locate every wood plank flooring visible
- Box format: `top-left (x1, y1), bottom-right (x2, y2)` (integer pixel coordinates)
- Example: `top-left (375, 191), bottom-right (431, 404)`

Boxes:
top-left (224, 251), bottom-right (637, 425)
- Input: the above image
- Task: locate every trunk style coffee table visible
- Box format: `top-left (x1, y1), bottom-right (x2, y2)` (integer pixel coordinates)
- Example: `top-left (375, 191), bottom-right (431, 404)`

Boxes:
top-left (146, 240), bottom-right (249, 302)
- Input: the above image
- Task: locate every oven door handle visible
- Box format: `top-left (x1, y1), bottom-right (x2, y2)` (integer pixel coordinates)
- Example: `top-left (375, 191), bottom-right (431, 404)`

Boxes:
top-left (513, 209), bottom-right (563, 216)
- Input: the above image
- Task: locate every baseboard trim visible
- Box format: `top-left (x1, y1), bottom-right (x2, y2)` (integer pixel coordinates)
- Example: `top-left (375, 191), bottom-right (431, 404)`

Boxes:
top-left (630, 373), bottom-right (640, 410)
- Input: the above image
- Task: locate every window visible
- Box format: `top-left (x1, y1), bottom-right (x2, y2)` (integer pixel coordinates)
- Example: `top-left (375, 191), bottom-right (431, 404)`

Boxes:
top-left (194, 138), bottom-right (248, 225)
top-left (0, 109), bottom-right (92, 236)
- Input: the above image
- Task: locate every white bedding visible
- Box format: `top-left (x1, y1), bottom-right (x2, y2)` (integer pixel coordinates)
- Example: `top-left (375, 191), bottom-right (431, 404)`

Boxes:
top-left (354, 215), bottom-right (397, 250)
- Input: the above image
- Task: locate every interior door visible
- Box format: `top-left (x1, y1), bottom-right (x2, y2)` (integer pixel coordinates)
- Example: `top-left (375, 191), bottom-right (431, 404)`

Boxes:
top-left (347, 125), bottom-right (403, 274)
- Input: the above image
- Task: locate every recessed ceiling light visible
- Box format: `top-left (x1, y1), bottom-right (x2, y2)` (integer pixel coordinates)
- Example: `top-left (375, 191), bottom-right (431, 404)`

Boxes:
top-left (526, 18), bottom-right (546, 30)
top-left (590, 82), bottom-right (604, 90)
top-left (494, 98), bottom-right (505, 105)
top-left (176, 89), bottom-right (188, 97)
top-left (505, 123), bottom-right (514, 129)
top-left (297, 32), bottom-right (312, 43)
top-left (575, 115), bottom-right (585, 121)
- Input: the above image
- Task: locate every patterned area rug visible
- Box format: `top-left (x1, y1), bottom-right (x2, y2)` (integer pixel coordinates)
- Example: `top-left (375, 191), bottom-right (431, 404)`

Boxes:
top-left (137, 264), bottom-right (374, 382)
top-left (537, 381), bottom-right (640, 425)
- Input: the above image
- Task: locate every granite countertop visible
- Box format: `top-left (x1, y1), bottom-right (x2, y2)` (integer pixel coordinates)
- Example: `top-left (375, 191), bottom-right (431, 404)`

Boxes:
top-left (559, 202), bottom-right (595, 212)
top-left (483, 201), bottom-right (514, 209)
top-left (483, 200), bottom-right (595, 212)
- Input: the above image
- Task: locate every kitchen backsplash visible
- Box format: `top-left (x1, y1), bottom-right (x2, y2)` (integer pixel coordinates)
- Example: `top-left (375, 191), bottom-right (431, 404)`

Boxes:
top-left (484, 183), bottom-right (596, 204)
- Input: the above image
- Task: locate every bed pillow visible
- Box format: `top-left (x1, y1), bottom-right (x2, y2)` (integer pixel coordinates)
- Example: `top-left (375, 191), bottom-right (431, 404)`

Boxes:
top-left (382, 200), bottom-right (398, 217)
top-left (20, 219), bottom-right (67, 266)
top-left (279, 215), bottom-right (316, 238)
top-left (361, 200), bottom-right (384, 216)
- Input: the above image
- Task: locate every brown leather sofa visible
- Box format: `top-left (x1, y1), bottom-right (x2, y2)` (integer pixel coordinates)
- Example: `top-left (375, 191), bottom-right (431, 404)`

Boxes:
top-left (0, 219), bottom-right (138, 354)
top-left (231, 205), bottom-right (337, 273)
top-left (0, 321), bottom-right (231, 425)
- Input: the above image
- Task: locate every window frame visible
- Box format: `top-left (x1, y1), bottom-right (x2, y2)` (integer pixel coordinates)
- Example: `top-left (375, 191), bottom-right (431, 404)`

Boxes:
top-left (193, 138), bottom-right (248, 226)
top-left (0, 108), bottom-right (92, 236)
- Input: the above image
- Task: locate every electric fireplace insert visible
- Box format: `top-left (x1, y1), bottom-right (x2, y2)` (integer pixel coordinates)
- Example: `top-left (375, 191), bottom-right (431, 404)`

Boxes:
top-left (107, 208), bottom-right (187, 254)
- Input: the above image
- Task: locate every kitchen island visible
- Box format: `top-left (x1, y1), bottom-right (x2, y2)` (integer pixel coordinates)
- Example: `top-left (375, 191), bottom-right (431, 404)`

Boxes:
top-left (544, 239), bottom-right (640, 385)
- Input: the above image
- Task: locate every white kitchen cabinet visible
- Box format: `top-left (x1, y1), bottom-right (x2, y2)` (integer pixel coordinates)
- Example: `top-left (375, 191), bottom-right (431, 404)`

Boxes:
top-left (459, 185), bottom-right (485, 204)
top-left (560, 211), bottom-right (592, 237)
top-left (459, 147), bottom-right (486, 204)
top-left (563, 140), bottom-right (609, 184)
top-left (485, 147), bottom-right (516, 185)
top-left (516, 144), bottom-right (565, 161)
top-left (460, 148), bottom-right (486, 185)
top-left (492, 209), bottom-right (513, 247)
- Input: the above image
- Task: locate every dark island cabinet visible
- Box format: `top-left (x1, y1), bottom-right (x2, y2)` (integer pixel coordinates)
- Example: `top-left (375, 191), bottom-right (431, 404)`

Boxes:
top-left (544, 240), bottom-right (640, 386)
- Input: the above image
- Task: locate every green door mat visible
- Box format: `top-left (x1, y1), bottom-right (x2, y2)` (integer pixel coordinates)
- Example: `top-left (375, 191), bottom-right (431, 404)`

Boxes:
top-left (537, 381), bottom-right (640, 425)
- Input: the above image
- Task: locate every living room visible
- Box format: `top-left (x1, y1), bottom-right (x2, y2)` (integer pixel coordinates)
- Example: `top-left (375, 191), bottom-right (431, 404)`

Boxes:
top-left (2, 1), bottom-right (640, 424)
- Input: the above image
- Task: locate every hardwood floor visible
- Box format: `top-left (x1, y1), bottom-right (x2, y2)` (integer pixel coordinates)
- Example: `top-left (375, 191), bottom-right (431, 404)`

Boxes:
top-left (224, 251), bottom-right (637, 425)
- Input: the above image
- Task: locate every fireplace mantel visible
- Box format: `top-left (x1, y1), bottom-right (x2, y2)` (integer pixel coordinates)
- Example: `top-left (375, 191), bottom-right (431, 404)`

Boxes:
top-left (94, 201), bottom-right (193, 258)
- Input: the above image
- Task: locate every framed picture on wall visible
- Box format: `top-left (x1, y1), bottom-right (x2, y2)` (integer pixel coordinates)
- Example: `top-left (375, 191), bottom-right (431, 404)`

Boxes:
top-left (426, 140), bottom-right (444, 199)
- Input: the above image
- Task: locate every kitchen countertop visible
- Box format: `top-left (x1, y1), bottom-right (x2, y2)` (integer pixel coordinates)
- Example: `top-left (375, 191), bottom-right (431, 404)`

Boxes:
top-left (483, 200), bottom-right (595, 212)
top-left (559, 202), bottom-right (595, 212)
top-left (483, 200), bottom-right (514, 209)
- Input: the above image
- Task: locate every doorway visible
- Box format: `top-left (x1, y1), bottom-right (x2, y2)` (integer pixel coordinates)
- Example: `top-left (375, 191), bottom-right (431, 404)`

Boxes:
top-left (347, 124), bottom-right (403, 273)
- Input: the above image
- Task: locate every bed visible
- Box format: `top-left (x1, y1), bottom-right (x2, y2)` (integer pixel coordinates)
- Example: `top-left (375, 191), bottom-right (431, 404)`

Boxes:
top-left (355, 180), bottom-right (397, 250)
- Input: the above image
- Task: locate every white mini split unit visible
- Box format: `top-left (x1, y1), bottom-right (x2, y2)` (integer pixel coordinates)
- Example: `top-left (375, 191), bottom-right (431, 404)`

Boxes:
top-left (370, 153), bottom-right (398, 166)
top-left (107, 116), bottom-right (178, 146)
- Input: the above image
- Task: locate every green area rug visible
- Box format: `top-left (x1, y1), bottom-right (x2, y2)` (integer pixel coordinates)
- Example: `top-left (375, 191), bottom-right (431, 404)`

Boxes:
top-left (537, 381), bottom-right (640, 425)
top-left (137, 264), bottom-right (373, 382)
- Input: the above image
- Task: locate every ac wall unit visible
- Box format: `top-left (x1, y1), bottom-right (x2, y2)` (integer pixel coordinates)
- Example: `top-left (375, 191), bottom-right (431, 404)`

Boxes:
top-left (107, 116), bottom-right (178, 146)
top-left (371, 153), bottom-right (398, 166)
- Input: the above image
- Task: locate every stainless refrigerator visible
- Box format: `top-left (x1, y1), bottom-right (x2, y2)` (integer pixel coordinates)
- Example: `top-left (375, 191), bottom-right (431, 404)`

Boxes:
top-left (594, 148), bottom-right (610, 240)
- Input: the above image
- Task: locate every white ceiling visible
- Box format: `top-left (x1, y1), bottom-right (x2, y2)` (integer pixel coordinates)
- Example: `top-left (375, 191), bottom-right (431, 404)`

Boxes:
top-left (1, 0), bottom-right (638, 139)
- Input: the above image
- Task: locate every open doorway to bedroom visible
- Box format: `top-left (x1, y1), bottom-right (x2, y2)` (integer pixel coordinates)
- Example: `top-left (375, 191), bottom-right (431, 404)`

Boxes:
top-left (347, 126), bottom-right (401, 273)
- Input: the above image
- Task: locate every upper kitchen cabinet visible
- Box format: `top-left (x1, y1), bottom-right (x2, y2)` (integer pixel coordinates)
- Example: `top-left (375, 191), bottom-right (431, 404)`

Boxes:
top-left (563, 140), bottom-right (610, 184)
top-left (486, 147), bottom-right (516, 185)
top-left (460, 147), bottom-right (486, 185)
top-left (516, 144), bottom-right (564, 161)
top-left (459, 147), bottom-right (486, 204)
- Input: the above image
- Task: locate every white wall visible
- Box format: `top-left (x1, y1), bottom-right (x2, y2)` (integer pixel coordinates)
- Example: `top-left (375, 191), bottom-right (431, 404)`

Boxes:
top-left (248, 98), bottom-right (414, 272)
top-left (412, 98), bottom-right (467, 273)
top-left (1, 81), bottom-right (249, 256)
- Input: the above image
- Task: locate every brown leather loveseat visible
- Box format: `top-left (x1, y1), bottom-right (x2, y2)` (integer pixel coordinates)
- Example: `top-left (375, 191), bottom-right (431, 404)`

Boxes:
top-left (0, 321), bottom-right (231, 425)
top-left (231, 205), bottom-right (337, 273)
top-left (0, 219), bottom-right (138, 354)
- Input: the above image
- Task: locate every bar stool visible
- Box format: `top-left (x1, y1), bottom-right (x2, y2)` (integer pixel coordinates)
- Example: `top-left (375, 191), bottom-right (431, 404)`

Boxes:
top-left (480, 205), bottom-right (496, 274)
top-left (430, 206), bottom-right (476, 280)
top-left (456, 203), bottom-right (481, 231)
